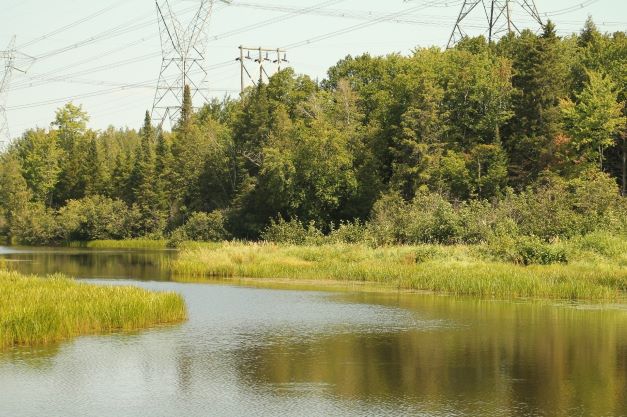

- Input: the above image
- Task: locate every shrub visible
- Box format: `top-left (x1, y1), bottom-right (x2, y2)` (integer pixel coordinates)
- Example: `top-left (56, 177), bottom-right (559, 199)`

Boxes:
top-left (410, 245), bottom-right (442, 263)
top-left (571, 231), bottom-right (627, 259)
top-left (368, 191), bottom-right (461, 245)
top-left (406, 191), bottom-right (462, 244)
top-left (515, 237), bottom-right (568, 265)
top-left (458, 199), bottom-right (519, 244)
top-left (485, 235), bottom-right (568, 265)
top-left (501, 171), bottom-right (625, 240)
top-left (9, 203), bottom-right (60, 246)
top-left (173, 211), bottom-right (230, 243)
top-left (261, 216), bottom-right (324, 245)
top-left (328, 220), bottom-right (371, 244)
top-left (367, 192), bottom-right (413, 245)
top-left (57, 196), bottom-right (136, 241)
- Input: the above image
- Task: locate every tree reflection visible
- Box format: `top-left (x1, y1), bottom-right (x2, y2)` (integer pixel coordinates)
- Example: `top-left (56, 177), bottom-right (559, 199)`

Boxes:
top-left (233, 295), bottom-right (627, 416)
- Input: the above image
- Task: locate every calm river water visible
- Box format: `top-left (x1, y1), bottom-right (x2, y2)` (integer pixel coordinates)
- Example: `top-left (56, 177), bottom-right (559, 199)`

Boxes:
top-left (0, 247), bottom-right (626, 417)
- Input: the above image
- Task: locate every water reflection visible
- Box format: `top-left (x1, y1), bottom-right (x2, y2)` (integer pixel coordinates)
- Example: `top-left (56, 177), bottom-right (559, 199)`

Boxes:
top-left (0, 246), bottom-right (173, 281)
top-left (0, 248), bottom-right (625, 416)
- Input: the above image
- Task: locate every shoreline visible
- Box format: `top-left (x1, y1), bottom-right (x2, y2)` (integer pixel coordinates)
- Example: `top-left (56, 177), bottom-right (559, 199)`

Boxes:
top-left (3, 238), bottom-right (626, 302)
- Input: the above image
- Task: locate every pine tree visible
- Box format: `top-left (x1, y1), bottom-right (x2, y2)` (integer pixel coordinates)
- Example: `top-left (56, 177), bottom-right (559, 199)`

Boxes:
top-left (132, 112), bottom-right (162, 233)
top-left (155, 131), bottom-right (176, 221)
top-left (178, 84), bottom-right (193, 134)
top-left (83, 137), bottom-right (104, 196)
top-left (499, 22), bottom-right (571, 185)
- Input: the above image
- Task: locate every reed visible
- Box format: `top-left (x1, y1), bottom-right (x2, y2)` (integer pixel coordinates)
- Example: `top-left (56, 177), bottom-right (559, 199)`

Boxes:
top-left (0, 270), bottom-right (186, 348)
top-left (167, 242), bottom-right (626, 301)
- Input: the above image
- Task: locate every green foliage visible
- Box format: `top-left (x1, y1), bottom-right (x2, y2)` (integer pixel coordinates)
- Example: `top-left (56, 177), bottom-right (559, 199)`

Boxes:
top-left (0, 23), bottom-right (626, 245)
top-left (486, 236), bottom-right (569, 265)
top-left (368, 191), bottom-right (461, 245)
top-left (328, 220), bottom-right (371, 244)
top-left (9, 203), bottom-right (60, 246)
top-left (57, 195), bottom-right (140, 241)
top-left (16, 129), bottom-right (61, 204)
top-left (171, 211), bottom-right (230, 243)
top-left (560, 71), bottom-right (625, 170)
top-left (261, 217), bottom-right (324, 245)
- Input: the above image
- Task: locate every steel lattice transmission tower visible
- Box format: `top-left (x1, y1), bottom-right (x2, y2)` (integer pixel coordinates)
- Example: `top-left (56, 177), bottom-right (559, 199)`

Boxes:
top-left (152, 0), bottom-right (231, 129)
top-left (447, 0), bottom-right (544, 48)
top-left (1, 36), bottom-right (35, 150)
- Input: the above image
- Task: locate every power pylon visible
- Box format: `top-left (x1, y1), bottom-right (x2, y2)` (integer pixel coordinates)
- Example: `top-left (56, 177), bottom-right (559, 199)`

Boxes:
top-left (152, 0), bottom-right (231, 129)
top-left (0, 36), bottom-right (35, 150)
top-left (236, 46), bottom-right (288, 93)
top-left (447, 0), bottom-right (544, 48)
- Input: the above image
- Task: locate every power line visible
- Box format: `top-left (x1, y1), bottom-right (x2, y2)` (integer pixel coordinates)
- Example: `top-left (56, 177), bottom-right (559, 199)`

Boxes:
top-left (284, 0), bottom-right (457, 49)
top-left (17, 0), bottom-right (128, 49)
top-left (6, 60), bottom-right (236, 111)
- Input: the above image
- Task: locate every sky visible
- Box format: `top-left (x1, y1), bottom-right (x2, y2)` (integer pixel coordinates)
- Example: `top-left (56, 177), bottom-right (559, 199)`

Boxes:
top-left (1, 0), bottom-right (626, 137)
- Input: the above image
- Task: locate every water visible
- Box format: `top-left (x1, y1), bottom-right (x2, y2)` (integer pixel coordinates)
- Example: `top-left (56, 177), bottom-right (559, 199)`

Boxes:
top-left (0, 247), bottom-right (626, 417)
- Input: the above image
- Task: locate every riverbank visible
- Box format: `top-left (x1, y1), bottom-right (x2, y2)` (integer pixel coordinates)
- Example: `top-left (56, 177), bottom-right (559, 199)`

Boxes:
top-left (0, 270), bottom-right (187, 348)
top-left (39, 234), bottom-right (627, 301)
top-left (166, 240), bottom-right (626, 301)
top-left (71, 239), bottom-right (169, 250)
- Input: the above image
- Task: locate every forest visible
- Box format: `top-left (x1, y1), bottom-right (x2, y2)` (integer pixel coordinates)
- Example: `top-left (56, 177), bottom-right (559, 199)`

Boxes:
top-left (0, 19), bottom-right (625, 247)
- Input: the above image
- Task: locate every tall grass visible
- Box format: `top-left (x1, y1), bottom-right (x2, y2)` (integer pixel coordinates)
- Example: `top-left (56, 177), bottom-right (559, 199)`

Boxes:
top-left (0, 270), bottom-right (186, 348)
top-left (167, 242), bottom-right (626, 301)
top-left (71, 239), bottom-right (169, 250)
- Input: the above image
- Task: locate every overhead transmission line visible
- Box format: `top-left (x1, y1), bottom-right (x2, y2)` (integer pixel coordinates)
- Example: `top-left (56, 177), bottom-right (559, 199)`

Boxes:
top-left (9, 3), bottom-right (211, 90)
top-left (6, 59), bottom-right (237, 111)
top-left (284, 0), bottom-right (460, 49)
top-left (17, 0), bottom-right (128, 49)
top-left (542, 0), bottom-right (600, 17)
top-left (9, 0), bottom-right (347, 93)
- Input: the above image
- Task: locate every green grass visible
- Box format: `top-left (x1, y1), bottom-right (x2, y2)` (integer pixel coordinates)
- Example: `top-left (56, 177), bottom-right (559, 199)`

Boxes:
top-left (71, 239), bottom-right (169, 250)
top-left (167, 242), bottom-right (627, 301)
top-left (0, 270), bottom-right (187, 348)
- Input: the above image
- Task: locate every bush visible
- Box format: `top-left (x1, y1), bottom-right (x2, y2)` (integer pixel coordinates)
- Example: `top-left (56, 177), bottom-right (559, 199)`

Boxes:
top-left (501, 171), bottom-right (625, 240)
top-left (57, 196), bottom-right (137, 241)
top-left (485, 235), bottom-right (568, 265)
top-left (9, 203), bottom-right (61, 246)
top-left (261, 216), bottom-right (324, 245)
top-left (368, 191), bottom-right (461, 245)
top-left (172, 211), bottom-right (230, 243)
top-left (457, 199), bottom-right (519, 244)
top-left (367, 192), bottom-right (412, 245)
top-left (571, 231), bottom-right (627, 259)
top-left (328, 220), bottom-right (371, 244)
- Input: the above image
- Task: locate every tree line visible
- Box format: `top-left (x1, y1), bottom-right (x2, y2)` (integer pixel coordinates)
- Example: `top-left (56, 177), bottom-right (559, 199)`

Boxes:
top-left (0, 19), bottom-right (625, 245)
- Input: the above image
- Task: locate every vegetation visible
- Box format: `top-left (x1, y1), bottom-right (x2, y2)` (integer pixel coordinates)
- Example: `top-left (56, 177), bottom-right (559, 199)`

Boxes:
top-left (0, 20), bottom-right (624, 247)
top-left (0, 270), bottom-right (186, 348)
top-left (166, 236), bottom-right (626, 300)
top-left (74, 239), bottom-right (169, 250)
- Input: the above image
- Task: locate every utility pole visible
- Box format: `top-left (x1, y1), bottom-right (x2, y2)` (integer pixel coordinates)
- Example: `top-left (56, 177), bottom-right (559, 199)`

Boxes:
top-left (0, 36), bottom-right (35, 150)
top-left (447, 0), bottom-right (544, 49)
top-left (236, 46), bottom-right (288, 93)
top-left (152, 0), bottom-right (231, 130)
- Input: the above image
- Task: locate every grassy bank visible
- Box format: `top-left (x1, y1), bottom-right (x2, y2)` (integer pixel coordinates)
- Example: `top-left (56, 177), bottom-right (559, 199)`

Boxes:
top-left (167, 241), bottom-right (627, 301)
top-left (71, 239), bottom-right (169, 250)
top-left (0, 270), bottom-right (186, 348)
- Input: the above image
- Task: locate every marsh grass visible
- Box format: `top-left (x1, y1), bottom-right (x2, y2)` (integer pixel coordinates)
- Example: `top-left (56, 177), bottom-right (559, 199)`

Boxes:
top-left (72, 239), bottom-right (169, 250)
top-left (167, 242), bottom-right (626, 301)
top-left (0, 270), bottom-right (186, 348)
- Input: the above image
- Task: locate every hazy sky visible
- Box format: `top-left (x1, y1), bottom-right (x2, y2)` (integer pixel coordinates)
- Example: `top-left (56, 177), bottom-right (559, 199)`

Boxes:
top-left (2, 0), bottom-right (625, 136)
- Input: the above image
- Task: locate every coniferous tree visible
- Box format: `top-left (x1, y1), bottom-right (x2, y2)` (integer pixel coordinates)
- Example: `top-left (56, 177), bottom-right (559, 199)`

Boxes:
top-left (132, 112), bottom-right (162, 234)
